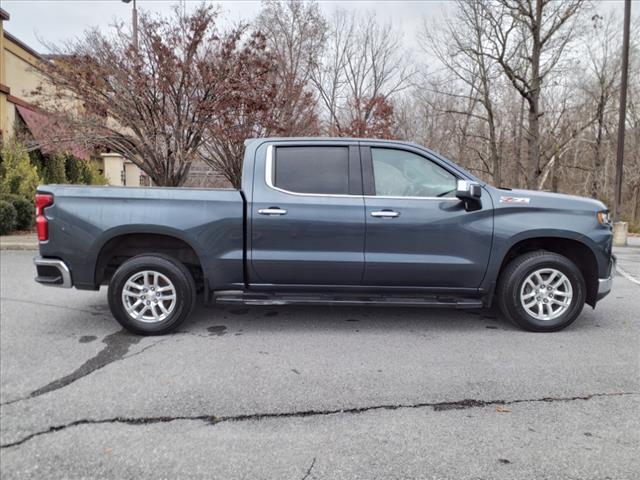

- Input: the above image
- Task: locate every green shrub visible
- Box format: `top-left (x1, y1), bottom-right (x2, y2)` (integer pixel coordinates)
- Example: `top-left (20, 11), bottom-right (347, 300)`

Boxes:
top-left (28, 149), bottom-right (46, 180)
top-left (80, 160), bottom-right (108, 185)
top-left (3, 194), bottom-right (34, 230)
top-left (0, 150), bottom-right (5, 180)
top-left (46, 154), bottom-right (108, 186)
top-left (0, 200), bottom-right (17, 235)
top-left (0, 141), bottom-right (41, 199)
top-left (65, 155), bottom-right (83, 184)
top-left (42, 154), bottom-right (67, 184)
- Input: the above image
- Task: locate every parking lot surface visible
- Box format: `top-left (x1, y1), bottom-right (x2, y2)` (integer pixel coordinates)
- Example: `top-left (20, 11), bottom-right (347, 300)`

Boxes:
top-left (1, 250), bottom-right (639, 479)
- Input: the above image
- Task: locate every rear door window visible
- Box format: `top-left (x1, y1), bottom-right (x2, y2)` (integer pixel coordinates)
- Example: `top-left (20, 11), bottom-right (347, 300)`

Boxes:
top-left (274, 146), bottom-right (350, 195)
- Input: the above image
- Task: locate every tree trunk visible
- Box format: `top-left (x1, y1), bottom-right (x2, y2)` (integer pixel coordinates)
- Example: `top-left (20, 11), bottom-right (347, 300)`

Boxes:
top-left (631, 183), bottom-right (640, 224)
top-left (488, 111), bottom-right (501, 187)
top-left (591, 93), bottom-right (606, 199)
top-left (527, 100), bottom-right (541, 189)
top-left (551, 155), bottom-right (559, 193)
top-left (482, 82), bottom-right (500, 187)
top-left (527, 0), bottom-right (543, 190)
top-left (457, 85), bottom-right (477, 162)
top-left (516, 97), bottom-right (526, 188)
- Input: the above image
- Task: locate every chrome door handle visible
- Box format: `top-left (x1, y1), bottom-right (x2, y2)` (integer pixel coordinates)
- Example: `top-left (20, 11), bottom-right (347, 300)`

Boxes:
top-left (370, 210), bottom-right (400, 218)
top-left (258, 208), bottom-right (287, 216)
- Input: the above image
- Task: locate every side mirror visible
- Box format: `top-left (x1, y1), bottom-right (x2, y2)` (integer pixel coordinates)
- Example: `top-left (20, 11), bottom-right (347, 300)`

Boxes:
top-left (456, 180), bottom-right (482, 210)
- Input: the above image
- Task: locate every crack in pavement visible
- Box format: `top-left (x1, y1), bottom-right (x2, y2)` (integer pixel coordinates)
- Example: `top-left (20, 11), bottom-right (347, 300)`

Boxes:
top-left (301, 457), bottom-right (317, 480)
top-left (1, 332), bottom-right (165, 407)
top-left (2, 391), bottom-right (636, 449)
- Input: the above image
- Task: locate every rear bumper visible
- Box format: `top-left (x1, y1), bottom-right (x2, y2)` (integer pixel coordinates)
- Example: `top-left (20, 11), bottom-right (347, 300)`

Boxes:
top-left (596, 255), bottom-right (615, 301)
top-left (34, 257), bottom-right (73, 288)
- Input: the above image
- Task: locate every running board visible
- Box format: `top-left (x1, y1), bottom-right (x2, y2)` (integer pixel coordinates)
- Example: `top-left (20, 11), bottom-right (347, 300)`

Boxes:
top-left (213, 291), bottom-right (484, 309)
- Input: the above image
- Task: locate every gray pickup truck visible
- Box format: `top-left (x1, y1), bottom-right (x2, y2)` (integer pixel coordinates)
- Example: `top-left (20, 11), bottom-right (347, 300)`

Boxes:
top-left (34, 138), bottom-right (615, 334)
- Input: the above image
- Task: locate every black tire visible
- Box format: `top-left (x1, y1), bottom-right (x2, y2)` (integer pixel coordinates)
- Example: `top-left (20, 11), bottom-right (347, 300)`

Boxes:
top-left (497, 251), bottom-right (586, 332)
top-left (108, 254), bottom-right (196, 335)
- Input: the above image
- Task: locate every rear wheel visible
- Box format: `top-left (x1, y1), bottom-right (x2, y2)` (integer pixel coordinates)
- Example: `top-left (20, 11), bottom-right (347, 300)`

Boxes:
top-left (497, 251), bottom-right (586, 332)
top-left (108, 254), bottom-right (196, 335)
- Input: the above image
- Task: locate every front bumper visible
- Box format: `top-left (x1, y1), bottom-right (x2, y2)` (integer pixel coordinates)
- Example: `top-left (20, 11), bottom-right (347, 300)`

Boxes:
top-left (34, 257), bottom-right (73, 288)
top-left (596, 255), bottom-right (616, 301)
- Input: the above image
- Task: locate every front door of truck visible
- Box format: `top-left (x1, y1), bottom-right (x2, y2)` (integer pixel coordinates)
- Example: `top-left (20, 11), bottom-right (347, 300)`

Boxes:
top-left (250, 142), bottom-right (365, 286)
top-left (361, 145), bottom-right (493, 289)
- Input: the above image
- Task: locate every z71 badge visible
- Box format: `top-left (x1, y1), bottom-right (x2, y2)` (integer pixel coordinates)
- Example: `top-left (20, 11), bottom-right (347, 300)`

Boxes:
top-left (500, 196), bottom-right (530, 204)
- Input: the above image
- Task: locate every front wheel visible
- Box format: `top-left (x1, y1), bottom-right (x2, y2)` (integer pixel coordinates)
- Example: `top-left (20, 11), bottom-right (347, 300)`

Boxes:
top-left (497, 251), bottom-right (586, 332)
top-left (108, 254), bottom-right (196, 335)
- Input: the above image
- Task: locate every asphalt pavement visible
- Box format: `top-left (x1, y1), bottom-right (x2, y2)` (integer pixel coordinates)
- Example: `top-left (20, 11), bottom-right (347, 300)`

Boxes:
top-left (615, 236), bottom-right (640, 284)
top-left (1, 250), bottom-right (638, 479)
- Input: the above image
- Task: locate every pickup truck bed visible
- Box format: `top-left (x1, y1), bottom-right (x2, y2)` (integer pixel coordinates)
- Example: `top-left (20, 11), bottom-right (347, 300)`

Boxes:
top-left (38, 185), bottom-right (245, 291)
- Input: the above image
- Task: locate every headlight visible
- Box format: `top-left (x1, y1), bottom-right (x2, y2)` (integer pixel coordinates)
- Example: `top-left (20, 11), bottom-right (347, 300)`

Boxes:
top-left (597, 211), bottom-right (612, 227)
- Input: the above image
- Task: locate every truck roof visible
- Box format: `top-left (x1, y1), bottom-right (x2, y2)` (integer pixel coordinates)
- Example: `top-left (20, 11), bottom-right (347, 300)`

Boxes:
top-left (244, 137), bottom-right (421, 147)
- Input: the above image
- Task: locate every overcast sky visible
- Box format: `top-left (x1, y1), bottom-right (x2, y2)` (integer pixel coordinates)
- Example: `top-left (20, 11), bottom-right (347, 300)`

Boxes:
top-left (0, 0), bottom-right (455, 55)
top-left (2, 0), bottom-right (632, 59)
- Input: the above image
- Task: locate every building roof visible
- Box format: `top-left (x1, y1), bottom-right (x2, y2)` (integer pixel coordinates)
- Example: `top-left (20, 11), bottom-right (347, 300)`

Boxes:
top-left (16, 104), bottom-right (90, 160)
top-left (4, 30), bottom-right (43, 60)
top-left (0, 8), bottom-right (9, 21)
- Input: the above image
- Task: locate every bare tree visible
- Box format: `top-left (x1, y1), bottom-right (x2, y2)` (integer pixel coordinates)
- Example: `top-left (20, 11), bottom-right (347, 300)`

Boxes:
top-left (256, 0), bottom-right (326, 135)
top-left (387, 1), bottom-right (639, 220)
top-left (309, 10), bottom-right (352, 134)
top-left (311, 11), bottom-right (414, 137)
top-left (476, 0), bottom-right (585, 189)
top-left (581, 13), bottom-right (622, 199)
top-left (622, 18), bottom-right (640, 224)
top-left (423, 0), bottom-right (504, 185)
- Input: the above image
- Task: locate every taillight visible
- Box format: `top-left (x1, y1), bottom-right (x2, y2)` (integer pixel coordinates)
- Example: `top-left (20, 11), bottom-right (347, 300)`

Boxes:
top-left (35, 193), bottom-right (54, 241)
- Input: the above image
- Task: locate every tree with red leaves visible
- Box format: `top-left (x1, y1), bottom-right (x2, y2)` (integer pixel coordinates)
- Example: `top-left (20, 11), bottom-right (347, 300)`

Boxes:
top-left (199, 30), bottom-right (319, 188)
top-left (342, 96), bottom-right (395, 139)
top-left (33, 4), bottom-right (298, 187)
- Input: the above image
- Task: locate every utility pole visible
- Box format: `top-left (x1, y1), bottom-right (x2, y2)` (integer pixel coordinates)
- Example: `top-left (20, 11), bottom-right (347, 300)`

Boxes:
top-left (122, 0), bottom-right (138, 50)
top-left (613, 0), bottom-right (631, 223)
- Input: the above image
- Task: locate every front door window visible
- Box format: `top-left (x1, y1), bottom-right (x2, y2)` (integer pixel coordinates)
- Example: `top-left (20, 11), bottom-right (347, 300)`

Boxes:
top-left (371, 148), bottom-right (457, 198)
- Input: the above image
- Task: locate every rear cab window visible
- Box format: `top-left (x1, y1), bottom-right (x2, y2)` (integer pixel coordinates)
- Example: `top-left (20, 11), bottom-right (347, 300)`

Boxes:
top-left (273, 146), bottom-right (350, 195)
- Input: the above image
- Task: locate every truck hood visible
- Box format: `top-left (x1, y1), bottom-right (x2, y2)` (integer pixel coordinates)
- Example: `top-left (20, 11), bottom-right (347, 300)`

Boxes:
top-left (494, 188), bottom-right (607, 212)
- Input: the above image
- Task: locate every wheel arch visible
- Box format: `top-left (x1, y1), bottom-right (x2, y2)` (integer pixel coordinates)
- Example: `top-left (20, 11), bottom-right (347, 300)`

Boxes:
top-left (495, 235), bottom-right (599, 307)
top-left (92, 227), bottom-right (208, 289)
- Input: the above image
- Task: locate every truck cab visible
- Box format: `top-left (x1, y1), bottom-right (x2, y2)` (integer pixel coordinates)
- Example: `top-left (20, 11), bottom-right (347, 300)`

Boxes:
top-left (246, 139), bottom-right (492, 290)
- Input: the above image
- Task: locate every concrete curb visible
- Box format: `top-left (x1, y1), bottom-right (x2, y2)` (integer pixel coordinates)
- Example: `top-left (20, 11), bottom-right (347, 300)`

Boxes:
top-left (0, 243), bottom-right (38, 251)
top-left (0, 233), bottom-right (38, 251)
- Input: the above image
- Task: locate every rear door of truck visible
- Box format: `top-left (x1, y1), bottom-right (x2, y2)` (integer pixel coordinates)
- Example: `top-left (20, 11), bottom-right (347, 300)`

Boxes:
top-left (249, 140), bottom-right (365, 286)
